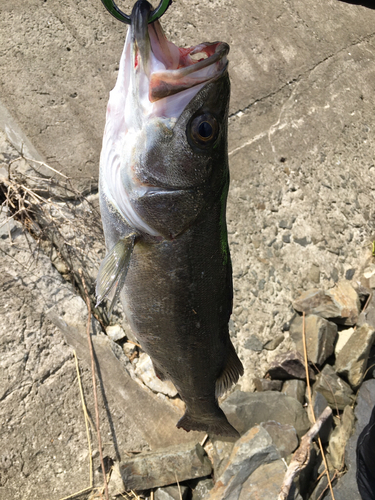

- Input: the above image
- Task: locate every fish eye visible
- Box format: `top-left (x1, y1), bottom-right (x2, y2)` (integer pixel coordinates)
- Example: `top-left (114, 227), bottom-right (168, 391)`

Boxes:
top-left (198, 121), bottom-right (213, 139)
top-left (188, 113), bottom-right (219, 149)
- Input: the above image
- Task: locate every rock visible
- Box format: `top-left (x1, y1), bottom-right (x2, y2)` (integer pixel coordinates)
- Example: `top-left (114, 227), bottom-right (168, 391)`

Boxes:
top-left (282, 379), bottom-right (306, 405)
top-left (357, 291), bottom-right (375, 330)
top-left (155, 485), bottom-right (189, 500)
top-left (108, 462), bottom-right (127, 497)
top-left (0, 208), bottom-right (18, 240)
top-left (335, 327), bottom-right (355, 356)
top-left (205, 426), bottom-right (280, 500)
top-left (293, 281), bottom-right (361, 326)
top-left (307, 391), bottom-right (332, 444)
top-left (289, 314), bottom-right (337, 365)
top-left (106, 324), bottom-right (126, 342)
top-left (192, 478), bottom-right (214, 500)
top-left (123, 341), bottom-right (138, 358)
top-left (313, 364), bottom-right (354, 410)
top-left (335, 323), bottom-right (375, 389)
top-left (134, 352), bottom-right (178, 398)
top-left (328, 281), bottom-right (361, 326)
top-left (253, 378), bottom-right (283, 392)
top-left (118, 443), bottom-right (212, 490)
top-left (363, 264), bottom-right (375, 289)
top-left (238, 459), bottom-right (302, 500)
top-left (307, 264), bottom-right (321, 284)
top-left (243, 334), bottom-right (263, 351)
top-left (298, 444), bottom-right (320, 499)
top-left (260, 421), bottom-right (298, 458)
top-left (221, 391), bottom-right (310, 438)
top-left (263, 334), bottom-right (284, 350)
top-left (266, 351), bottom-right (316, 382)
top-left (293, 288), bottom-right (341, 320)
top-left (345, 269), bottom-right (356, 280)
top-left (332, 380), bottom-right (375, 499)
top-left (205, 439), bottom-right (235, 479)
top-left (327, 405), bottom-right (355, 470)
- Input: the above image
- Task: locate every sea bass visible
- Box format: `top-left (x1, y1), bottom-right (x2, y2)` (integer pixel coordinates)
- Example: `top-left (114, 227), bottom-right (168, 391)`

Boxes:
top-left (97, 0), bottom-right (243, 437)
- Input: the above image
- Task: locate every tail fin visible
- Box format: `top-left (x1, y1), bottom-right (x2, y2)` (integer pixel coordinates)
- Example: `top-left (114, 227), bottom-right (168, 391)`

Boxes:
top-left (177, 408), bottom-right (240, 438)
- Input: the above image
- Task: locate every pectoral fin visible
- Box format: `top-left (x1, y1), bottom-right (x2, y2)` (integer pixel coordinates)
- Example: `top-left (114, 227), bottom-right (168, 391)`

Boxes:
top-left (96, 234), bottom-right (136, 315)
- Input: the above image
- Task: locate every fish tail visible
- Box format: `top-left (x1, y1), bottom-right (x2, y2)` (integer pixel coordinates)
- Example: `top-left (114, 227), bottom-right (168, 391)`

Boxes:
top-left (177, 408), bottom-right (240, 438)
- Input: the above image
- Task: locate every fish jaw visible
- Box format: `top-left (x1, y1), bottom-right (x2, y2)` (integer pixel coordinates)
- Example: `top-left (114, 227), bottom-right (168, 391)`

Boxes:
top-left (99, 0), bottom-right (230, 238)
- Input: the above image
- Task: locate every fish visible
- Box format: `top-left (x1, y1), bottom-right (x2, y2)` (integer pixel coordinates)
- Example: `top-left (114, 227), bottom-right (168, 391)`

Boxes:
top-left (96, 0), bottom-right (243, 437)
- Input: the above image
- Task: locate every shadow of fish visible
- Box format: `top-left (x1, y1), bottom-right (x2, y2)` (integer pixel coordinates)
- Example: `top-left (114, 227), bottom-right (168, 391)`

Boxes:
top-left (97, 0), bottom-right (243, 437)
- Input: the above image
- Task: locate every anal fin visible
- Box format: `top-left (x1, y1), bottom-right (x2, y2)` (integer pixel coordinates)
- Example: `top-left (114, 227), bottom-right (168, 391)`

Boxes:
top-left (215, 342), bottom-right (244, 398)
top-left (95, 234), bottom-right (136, 316)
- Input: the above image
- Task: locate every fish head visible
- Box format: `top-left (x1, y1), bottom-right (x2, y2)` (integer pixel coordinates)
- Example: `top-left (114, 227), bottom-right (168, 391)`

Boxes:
top-left (100, 0), bottom-right (230, 237)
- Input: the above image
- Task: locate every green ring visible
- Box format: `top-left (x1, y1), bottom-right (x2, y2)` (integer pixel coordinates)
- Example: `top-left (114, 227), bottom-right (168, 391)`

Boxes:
top-left (100, 0), bottom-right (172, 25)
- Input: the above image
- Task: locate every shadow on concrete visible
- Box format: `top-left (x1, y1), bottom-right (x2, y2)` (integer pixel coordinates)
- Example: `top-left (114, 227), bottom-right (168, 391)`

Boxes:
top-left (92, 336), bottom-right (121, 463)
top-left (338, 0), bottom-right (375, 9)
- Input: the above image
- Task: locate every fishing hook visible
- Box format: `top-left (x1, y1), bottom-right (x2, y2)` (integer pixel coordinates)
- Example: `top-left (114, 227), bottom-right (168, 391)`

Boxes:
top-left (100, 0), bottom-right (172, 24)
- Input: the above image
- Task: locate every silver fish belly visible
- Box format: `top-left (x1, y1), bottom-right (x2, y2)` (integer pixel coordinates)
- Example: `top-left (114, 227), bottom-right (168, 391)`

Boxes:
top-left (97, 0), bottom-right (243, 437)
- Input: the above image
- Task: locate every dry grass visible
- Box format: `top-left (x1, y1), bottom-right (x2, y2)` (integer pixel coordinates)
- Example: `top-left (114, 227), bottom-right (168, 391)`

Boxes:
top-left (0, 152), bottom-right (109, 328)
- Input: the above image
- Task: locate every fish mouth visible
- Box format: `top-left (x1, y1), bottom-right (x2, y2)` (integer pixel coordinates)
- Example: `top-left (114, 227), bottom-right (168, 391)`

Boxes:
top-left (131, 0), bottom-right (229, 104)
top-left (147, 35), bottom-right (229, 102)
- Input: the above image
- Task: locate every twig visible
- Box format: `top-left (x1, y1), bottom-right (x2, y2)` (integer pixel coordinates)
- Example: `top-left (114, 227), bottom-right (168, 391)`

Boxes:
top-left (362, 291), bottom-right (373, 313)
top-left (58, 486), bottom-right (94, 500)
top-left (200, 434), bottom-right (209, 447)
top-left (175, 472), bottom-right (183, 500)
top-left (9, 154), bottom-right (70, 179)
top-left (278, 406), bottom-right (333, 500)
top-left (80, 269), bottom-right (109, 500)
top-left (130, 491), bottom-right (142, 499)
top-left (316, 470), bottom-right (339, 500)
top-left (126, 340), bottom-right (142, 348)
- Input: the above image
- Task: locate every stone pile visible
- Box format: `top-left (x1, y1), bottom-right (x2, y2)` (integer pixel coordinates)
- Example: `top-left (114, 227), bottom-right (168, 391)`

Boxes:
top-left (108, 277), bottom-right (375, 500)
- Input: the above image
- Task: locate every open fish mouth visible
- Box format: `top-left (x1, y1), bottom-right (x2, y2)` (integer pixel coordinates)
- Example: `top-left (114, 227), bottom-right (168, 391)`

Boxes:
top-left (128, 0), bottom-right (229, 112)
top-left (147, 32), bottom-right (229, 102)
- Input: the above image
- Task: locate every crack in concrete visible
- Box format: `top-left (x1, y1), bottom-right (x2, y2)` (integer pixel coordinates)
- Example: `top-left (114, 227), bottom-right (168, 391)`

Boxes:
top-left (228, 30), bottom-right (375, 159)
top-left (228, 30), bottom-right (375, 122)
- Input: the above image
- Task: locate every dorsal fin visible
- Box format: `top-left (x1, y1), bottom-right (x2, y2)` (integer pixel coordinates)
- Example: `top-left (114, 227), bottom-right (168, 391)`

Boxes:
top-left (216, 342), bottom-right (244, 398)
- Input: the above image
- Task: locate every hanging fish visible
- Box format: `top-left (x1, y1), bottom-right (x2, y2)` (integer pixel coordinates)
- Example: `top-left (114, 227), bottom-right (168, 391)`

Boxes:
top-left (97, 0), bottom-right (243, 437)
